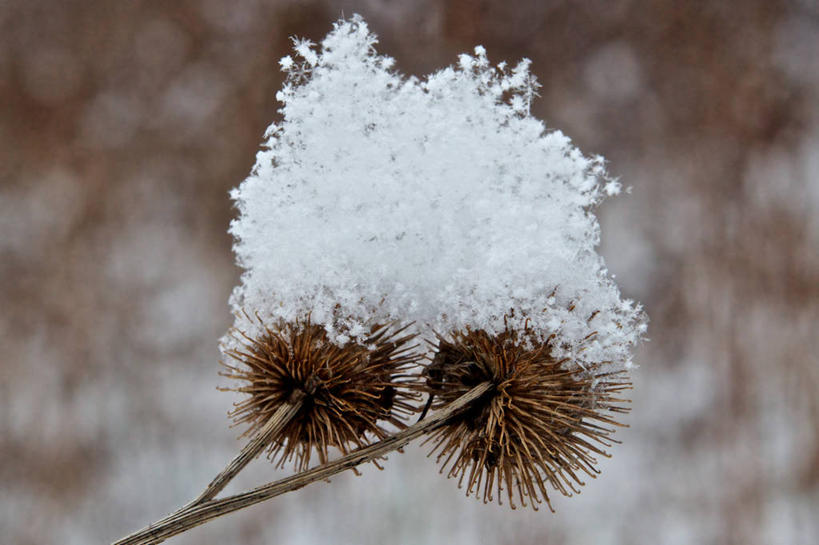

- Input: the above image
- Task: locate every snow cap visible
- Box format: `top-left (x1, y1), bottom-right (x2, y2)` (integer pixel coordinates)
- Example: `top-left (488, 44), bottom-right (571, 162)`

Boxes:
top-left (227, 15), bottom-right (646, 369)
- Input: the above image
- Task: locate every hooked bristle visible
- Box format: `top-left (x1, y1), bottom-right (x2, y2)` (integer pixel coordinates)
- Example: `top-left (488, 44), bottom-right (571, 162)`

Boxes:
top-left (421, 326), bottom-right (631, 511)
top-left (221, 316), bottom-right (422, 471)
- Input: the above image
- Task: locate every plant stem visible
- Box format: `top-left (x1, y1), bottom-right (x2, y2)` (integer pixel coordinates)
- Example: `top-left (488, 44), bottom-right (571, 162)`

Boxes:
top-left (112, 395), bottom-right (303, 545)
top-left (112, 382), bottom-right (492, 545)
top-left (189, 392), bottom-right (304, 506)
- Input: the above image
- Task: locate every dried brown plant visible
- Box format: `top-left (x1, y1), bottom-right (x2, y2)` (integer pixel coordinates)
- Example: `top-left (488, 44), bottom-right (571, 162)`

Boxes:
top-left (114, 318), bottom-right (632, 543)
top-left (421, 326), bottom-right (631, 511)
top-left (220, 318), bottom-right (422, 471)
top-left (113, 382), bottom-right (493, 545)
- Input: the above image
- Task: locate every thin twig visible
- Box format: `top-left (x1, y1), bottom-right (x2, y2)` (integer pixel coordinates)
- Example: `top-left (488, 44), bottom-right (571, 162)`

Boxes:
top-left (112, 382), bottom-right (492, 545)
top-left (113, 395), bottom-right (303, 545)
top-left (189, 392), bottom-right (304, 505)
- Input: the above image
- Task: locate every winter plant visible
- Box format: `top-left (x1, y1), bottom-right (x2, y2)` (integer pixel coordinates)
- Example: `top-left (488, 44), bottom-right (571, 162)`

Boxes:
top-left (113, 15), bottom-right (646, 545)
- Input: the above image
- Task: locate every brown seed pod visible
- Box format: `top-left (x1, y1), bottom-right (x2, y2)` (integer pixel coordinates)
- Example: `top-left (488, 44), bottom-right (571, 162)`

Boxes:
top-left (421, 326), bottom-right (631, 511)
top-left (220, 317), bottom-right (422, 471)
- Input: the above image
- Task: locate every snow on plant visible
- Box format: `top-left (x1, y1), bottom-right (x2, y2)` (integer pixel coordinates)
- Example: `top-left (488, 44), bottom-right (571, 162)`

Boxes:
top-left (113, 16), bottom-right (646, 544)
top-left (228, 16), bottom-right (645, 372)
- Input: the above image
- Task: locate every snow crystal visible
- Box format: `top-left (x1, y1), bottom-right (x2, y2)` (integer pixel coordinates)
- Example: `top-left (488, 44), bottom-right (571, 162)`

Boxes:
top-left (226, 15), bottom-right (646, 369)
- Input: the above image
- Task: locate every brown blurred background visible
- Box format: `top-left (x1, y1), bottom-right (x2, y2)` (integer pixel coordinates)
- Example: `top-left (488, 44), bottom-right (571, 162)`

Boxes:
top-left (2, 1), bottom-right (818, 544)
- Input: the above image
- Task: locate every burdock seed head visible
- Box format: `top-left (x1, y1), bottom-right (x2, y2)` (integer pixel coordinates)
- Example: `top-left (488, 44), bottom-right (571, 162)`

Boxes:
top-left (221, 316), bottom-right (421, 471)
top-left (422, 325), bottom-right (631, 511)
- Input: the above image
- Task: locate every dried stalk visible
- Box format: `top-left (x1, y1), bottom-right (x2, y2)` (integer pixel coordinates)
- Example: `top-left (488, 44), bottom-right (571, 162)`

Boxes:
top-left (190, 392), bottom-right (305, 505)
top-left (112, 382), bottom-right (492, 545)
top-left (113, 395), bottom-right (303, 545)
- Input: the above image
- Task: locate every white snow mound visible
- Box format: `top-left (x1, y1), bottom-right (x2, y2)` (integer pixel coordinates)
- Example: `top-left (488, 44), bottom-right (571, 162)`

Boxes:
top-left (226, 15), bottom-right (646, 369)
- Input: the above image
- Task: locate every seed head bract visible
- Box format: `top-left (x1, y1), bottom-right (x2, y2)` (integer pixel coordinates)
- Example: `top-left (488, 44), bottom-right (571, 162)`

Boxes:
top-left (421, 323), bottom-right (631, 511)
top-left (221, 316), bottom-right (421, 471)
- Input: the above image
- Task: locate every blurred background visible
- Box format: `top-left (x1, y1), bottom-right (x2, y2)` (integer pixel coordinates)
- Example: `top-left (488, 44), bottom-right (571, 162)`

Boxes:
top-left (2, 1), bottom-right (818, 544)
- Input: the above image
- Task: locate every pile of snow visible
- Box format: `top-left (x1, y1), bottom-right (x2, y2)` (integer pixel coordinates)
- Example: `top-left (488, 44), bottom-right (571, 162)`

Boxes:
top-left (226, 15), bottom-right (645, 368)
